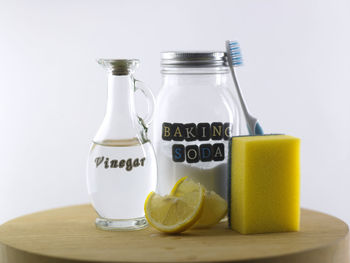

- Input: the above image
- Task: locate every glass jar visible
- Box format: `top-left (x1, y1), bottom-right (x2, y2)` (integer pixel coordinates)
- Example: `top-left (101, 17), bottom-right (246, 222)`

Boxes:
top-left (153, 52), bottom-right (240, 200)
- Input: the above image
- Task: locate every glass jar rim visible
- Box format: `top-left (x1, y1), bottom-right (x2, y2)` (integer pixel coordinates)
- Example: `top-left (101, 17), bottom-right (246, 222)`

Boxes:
top-left (161, 66), bottom-right (229, 75)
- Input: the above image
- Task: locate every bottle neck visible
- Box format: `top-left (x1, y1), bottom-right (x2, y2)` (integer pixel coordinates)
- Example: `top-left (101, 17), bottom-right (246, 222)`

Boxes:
top-left (94, 74), bottom-right (138, 143)
top-left (105, 74), bottom-right (135, 119)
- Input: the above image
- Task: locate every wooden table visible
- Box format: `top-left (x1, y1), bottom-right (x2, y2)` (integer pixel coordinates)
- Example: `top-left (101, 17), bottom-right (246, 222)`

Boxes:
top-left (0, 204), bottom-right (348, 263)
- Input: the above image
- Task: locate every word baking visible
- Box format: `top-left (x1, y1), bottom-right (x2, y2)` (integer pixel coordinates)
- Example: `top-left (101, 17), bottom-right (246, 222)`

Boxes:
top-left (173, 143), bottom-right (225, 163)
top-left (162, 122), bottom-right (232, 141)
top-left (95, 156), bottom-right (146, 172)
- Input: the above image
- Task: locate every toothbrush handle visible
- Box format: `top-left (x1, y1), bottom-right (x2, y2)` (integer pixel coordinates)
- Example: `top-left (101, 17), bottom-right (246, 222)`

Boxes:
top-left (230, 65), bottom-right (261, 135)
top-left (229, 66), bottom-right (250, 119)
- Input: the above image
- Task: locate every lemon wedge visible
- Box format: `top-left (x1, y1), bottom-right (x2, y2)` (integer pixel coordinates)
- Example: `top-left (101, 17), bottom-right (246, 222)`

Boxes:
top-left (171, 177), bottom-right (228, 228)
top-left (144, 180), bottom-right (204, 233)
top-left (193, 190), bottom-right (227, 228)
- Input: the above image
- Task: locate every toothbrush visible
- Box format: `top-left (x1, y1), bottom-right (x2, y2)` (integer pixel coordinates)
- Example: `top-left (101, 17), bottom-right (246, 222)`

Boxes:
top-left (225, 40), bottom-right (264, 135)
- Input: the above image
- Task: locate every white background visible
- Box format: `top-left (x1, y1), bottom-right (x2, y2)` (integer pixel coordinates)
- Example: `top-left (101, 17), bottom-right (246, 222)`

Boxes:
top-left (0, 0), bottom-right (349, 225)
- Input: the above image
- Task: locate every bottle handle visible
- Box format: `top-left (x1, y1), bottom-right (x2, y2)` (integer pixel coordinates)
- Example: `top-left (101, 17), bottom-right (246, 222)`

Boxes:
top-left (133, 78), bottom-right (155, 128)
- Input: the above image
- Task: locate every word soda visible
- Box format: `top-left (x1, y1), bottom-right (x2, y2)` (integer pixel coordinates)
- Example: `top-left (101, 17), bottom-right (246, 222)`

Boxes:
top-left (172, 143), bottom-right (224, 163)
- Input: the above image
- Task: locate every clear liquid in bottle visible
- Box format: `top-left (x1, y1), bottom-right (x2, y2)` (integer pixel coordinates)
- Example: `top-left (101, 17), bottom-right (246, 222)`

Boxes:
top-left (87, 139), bottom-right (157, 229)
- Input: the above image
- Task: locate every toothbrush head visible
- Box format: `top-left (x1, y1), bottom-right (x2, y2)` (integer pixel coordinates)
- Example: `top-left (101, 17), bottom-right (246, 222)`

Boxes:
top-left (225, 40), bottom-right (243, 67)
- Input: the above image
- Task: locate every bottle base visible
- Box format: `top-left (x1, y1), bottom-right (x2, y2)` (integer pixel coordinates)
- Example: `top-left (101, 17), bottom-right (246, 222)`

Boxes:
top-left (95, 216), bottom-right (148, 231)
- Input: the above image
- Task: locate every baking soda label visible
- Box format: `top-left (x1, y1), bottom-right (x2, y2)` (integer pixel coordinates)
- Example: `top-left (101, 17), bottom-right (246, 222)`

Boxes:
top-left (162, 122), bottom-right (231, 163)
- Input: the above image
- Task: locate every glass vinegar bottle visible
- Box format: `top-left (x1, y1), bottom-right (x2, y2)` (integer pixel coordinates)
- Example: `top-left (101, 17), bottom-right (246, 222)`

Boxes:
top-left (87, 59), bottom-right (157, 231)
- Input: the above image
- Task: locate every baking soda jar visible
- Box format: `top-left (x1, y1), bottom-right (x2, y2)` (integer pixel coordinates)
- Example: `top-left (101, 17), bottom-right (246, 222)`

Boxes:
top-left (153, 52), bottom-right (241, 200)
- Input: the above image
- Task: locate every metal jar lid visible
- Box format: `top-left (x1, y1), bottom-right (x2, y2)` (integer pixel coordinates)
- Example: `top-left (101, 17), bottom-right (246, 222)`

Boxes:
top-left (161, 51), bottom-right (228, 68)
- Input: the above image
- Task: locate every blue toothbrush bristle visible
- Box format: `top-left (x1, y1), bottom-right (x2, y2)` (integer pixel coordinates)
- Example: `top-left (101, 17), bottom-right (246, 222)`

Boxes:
top-left (228, 41), bottom-right (243, 66)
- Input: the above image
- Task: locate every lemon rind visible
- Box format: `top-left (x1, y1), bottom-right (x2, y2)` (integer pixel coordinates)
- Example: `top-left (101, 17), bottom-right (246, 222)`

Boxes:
top-left (170, 176), bottom-right (188, 196)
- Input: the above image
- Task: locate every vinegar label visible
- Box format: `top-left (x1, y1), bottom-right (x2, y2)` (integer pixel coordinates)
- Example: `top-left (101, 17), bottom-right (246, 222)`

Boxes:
top-left (94, 156), bottom-right (146, 171)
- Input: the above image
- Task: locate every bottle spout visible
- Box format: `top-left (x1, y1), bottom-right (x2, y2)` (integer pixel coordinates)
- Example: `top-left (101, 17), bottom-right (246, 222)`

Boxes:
top-left (97, 59), bottom-right (139, 76)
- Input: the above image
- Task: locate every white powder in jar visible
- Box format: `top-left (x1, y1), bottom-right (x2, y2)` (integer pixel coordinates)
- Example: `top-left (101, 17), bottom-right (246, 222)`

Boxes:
top-left (156, 141), bottom-right (229, 200)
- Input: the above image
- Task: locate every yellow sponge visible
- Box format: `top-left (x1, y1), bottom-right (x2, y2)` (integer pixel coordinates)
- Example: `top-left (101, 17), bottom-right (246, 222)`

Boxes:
top-left (229, 135), bottom-right (300, 234)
